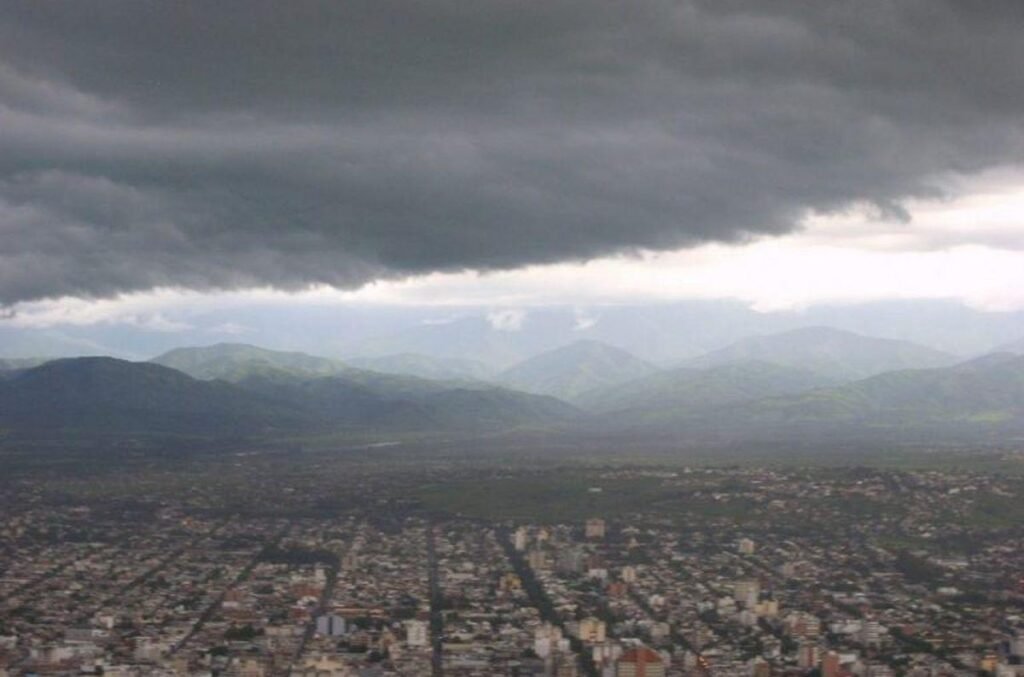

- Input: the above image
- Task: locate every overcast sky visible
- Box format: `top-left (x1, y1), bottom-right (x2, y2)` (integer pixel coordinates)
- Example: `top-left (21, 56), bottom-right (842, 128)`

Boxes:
top-left (3, 1), bottom-right (1024, 335)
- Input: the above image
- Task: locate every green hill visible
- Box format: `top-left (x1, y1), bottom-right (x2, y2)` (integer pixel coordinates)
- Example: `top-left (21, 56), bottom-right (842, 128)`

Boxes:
top-left (0, 357), bottom-right (311, 437)
top-left (735, 354), bottom-right (1024, 426)
top-left (151, 343), bottom-right (349, 381)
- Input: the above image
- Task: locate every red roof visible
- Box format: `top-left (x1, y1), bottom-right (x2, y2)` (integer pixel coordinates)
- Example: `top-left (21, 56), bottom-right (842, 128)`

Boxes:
top-left (619, 647), bottom-right (663, 664)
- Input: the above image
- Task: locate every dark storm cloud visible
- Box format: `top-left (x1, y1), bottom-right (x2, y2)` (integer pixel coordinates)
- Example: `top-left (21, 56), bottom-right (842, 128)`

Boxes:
top-left (2, 1), bottom-right (1024, 303)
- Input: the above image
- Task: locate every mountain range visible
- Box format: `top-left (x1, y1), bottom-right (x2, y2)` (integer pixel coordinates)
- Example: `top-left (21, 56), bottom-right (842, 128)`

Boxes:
top-left (4, 326), bottom-right (1024, 446)
top-left (0, 347), bottom-right (579, 439)
top-left (330, 301), bottom-right (1024, 366)
top-left (8, 300), bottom-right (1024, 368)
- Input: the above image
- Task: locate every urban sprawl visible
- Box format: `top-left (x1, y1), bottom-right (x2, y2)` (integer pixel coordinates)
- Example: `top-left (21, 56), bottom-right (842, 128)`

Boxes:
top-left (1, 461), bottom-right (1023, 676)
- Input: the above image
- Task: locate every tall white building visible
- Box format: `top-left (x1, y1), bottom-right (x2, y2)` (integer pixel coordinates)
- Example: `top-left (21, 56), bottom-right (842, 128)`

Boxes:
top-left (514, 526), bottom-right (529, 551)
top-left (1011, 632), bottom-right (1024, 658)
top-left (859, 620), bottom-right (883, 647)
top-left (405, 619), bottom-right (429, 647)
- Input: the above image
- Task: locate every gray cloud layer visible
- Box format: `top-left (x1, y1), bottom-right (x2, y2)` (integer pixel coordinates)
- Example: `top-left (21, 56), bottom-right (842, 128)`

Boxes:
top-left (2, 1), bottom-right (1024, 303)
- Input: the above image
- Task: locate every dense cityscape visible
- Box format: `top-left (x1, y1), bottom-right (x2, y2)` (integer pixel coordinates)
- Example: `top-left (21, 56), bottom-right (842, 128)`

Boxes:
top-left (2, 455), bottom-right (1023, 676)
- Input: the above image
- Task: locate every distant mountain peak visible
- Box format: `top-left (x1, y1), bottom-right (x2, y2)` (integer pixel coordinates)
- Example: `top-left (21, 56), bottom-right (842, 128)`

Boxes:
top-left (687, 325), bottom-right (956, 380)
top-left (498, 340), bottom-right (658, 401)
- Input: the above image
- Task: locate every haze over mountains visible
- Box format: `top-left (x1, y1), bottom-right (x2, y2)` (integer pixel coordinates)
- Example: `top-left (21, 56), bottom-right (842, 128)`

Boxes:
top-left (327, 301), bottom-right (1024, 367)
top-left (5, 321), bottom-right (1024, 447)
top-left (344, 354), bottom-right (494, 382)
top-left (9, 300), bottom-right (1024, 367)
